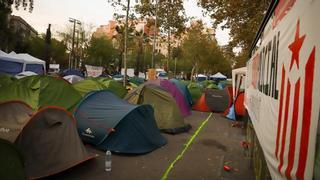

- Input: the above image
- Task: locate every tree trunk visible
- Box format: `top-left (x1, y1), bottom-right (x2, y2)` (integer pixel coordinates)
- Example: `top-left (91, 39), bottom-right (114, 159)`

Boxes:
top-left (117, 51), bottom-right (123, 73)
top-left (134, 40), bottom-right (143, 76)
top-left (167, 28), bottom-right (171, 72)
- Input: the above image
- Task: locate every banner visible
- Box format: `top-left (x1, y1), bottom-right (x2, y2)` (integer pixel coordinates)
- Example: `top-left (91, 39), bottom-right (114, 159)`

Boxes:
top-left (245, 1), bottom-right (320, 179)
top-left (85, 65), bottom-right (103, 77)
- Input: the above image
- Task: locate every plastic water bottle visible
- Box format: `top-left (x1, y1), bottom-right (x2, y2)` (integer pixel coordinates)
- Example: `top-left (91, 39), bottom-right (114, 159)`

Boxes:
top-left (105, 150), bottom-right (112, 172)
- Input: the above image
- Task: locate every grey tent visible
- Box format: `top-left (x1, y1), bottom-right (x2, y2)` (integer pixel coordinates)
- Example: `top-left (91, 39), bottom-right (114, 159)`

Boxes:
top-left (74, 90), bottom-right (166, 154)
top-left (0, 101), bottom-right (33, 142)
top-left (205, 88), bottom-right (230, 112)
top-left (0, 101), bottom-right (97, 179)
top-left (0, 138), bottom-right (27, 180)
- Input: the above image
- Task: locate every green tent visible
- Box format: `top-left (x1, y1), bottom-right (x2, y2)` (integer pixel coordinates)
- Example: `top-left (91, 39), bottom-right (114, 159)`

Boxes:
top-left (125, 84), bottom-right (190, 134)
top-left (0, 76), bottom-right (82, 111)
top-left (0, 74), bottom-right (16, 89)
top-left (0, 138), bottom-right (27, 180)
top-left (187, 82), bottom-right (202, 103)
top-left (207, 83), bottom-right (219, 89)
top-left (95, 78), bottom-right (127, 98)
top-left (73, 78), bottom-right (127, 98)
top-left (73, 79), bottom-right (107, 97)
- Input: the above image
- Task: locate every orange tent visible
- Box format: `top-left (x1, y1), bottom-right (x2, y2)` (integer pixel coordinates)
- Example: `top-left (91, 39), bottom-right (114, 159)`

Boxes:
top-left (192, 93), bottom-right (211, 112)
top-left (235, 92), bottom-right (245, 116)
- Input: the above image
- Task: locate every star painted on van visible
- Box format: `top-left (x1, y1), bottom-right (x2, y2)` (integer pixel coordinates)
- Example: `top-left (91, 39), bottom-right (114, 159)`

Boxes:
top-left (289, 19), bottom-right (306, 71)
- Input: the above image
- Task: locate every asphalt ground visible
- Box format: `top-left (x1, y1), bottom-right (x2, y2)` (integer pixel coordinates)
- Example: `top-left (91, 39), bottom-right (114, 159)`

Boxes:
top-left (48, 111), bottom-right (254, 180)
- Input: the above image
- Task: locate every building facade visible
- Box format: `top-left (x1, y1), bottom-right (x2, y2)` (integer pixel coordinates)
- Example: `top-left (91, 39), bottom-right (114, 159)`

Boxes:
top-left (10, 15), bottom-right (38, 38)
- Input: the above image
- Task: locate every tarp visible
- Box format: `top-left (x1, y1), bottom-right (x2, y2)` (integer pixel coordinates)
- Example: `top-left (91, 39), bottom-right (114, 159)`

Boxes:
top-left (170, 79), bottom-right (193, 107)
top-left (63, 75), bottom-right (84, 84)
top-left (147, 80), bottom-right (191, 117)
top-left (85, 65), bottom-right (103, 77)
top-left (125, 84), bottom-right (190, 134)
top-left (205, 88), bottom-right (230, 113)
top-left (15, 71), bottom-right (37, 79)
top-left (0, 76), bottom-right (82, 111)
top-left (62, 69), bottom-right (84, 78)
top-left (0, 138), bottom-right (27, 180)
top-left (75, 90), bottom-right (166, 154)
top-left (245, 1), bottom-right (320, 179)
top-left (15, 107), bottom-right (96, 179)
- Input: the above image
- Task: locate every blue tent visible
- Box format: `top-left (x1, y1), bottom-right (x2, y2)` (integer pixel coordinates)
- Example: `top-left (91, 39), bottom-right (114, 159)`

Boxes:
top-left (74, 90), bottom-right (166, 154)
top-left (170, 79), bottom-right (193, 107)
top-left (62, 69), bottom-right (84, 78)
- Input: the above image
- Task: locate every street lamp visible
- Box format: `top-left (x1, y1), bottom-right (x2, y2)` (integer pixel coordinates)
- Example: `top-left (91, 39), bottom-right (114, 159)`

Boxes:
top-left (151, 0), bottom-right (158, 69)
top-left (69, 18), bottom-right (81, 69)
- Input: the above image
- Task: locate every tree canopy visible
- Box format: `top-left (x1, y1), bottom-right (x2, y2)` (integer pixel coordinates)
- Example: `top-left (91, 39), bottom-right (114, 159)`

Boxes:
top-left (86, 37), bottom-right (116, 71)
top-left (198, 0), bottom-right (270, 67)
top-left (179, 21), bottom-right (231, 77)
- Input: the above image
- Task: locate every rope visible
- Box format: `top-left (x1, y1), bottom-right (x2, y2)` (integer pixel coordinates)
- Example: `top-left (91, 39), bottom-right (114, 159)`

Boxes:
top-left (161, 113), bottom-right (213, 180)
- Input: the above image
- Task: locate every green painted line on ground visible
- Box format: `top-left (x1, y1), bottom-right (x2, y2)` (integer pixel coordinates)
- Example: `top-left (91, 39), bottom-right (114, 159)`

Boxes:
top-left (161, 113), bottom-right (213, 180)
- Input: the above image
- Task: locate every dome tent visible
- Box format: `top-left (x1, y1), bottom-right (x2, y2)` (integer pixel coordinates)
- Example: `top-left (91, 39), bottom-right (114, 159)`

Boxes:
top-left (0, 138), bottom-right (27, 180)
top-left (73, 79), bottom-right (106, 96)
top-left (63, 75), bottom-right (84, 84)
top-left (73, 78), bottom-right (127, 98)
top-left (0, 76), bottom-right (82, 111)
top-left (74, 90), bottom-right (166, 154)
top-left (0, 73), bottom-right (16, 89)
top-left (187, 82), bottom-right (202, 103)
top-left (170, 79), bottom-right (193, 107)
top-left (0, 101), bottom-right (96, 179)
top-left (125, 84), bottom-right (191, 134)
top-left (205, 88), bottom-right (231, 113)
top-left (147, 79), bottom-right (191, 117)
top-left (94, 78), bottom-right (127, 98)
top-left (192, 93), bottom-right (211, 112)
top-left (0, 101), bottom-right (33, 142)
top-left (15, 107), bottom-right (96, 179)
top-left (61, 68), bottom-right (84, 78)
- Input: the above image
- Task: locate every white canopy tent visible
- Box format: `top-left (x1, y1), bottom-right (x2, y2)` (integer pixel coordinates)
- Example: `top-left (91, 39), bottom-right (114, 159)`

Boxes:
top-left (210, 72), bottom-right (227, 79)
top-left (0, 52), bottom-right (45, 75)
top-left (232, 67), bottom-right (246, 100)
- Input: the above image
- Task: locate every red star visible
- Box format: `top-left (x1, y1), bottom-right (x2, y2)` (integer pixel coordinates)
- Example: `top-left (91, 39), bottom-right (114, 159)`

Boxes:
top-left (289, 20), bottom-right (306, 70)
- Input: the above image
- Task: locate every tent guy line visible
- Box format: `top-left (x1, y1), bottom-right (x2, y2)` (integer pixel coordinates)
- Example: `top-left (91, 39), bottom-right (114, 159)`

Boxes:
top-left (161, 113), bottom-right (213, 180)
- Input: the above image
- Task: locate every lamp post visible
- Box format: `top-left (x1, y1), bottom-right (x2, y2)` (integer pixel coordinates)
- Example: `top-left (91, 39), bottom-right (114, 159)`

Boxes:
top-left (151, 0), bottom-right (158, 68)
top-left (123, 0), bottom-right (130, 86)
top-left (69, 18), bottom-right (81, 69)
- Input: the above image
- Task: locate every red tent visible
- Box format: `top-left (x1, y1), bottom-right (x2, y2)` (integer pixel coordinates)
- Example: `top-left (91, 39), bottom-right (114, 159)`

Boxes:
top-left (192, 93), bottom-right (211, 112)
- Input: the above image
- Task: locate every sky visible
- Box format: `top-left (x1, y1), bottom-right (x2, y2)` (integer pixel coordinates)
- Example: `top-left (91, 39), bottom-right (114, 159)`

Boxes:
top-left (12, 0), bottom-right (230, 46)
